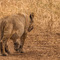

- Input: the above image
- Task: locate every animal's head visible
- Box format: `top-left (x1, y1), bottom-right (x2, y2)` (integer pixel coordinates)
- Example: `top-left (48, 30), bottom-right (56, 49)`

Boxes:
top-left (28, 13), bottom-right (34, 32)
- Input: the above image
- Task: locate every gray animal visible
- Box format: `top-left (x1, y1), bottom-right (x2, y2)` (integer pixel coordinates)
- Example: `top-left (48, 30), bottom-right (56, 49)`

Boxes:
top-left (0, 13), bottom-right (34, 56)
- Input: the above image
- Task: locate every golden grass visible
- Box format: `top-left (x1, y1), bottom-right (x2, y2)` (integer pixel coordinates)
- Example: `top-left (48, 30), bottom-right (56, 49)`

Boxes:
top-left (0, 0), bottom-right (60, 33)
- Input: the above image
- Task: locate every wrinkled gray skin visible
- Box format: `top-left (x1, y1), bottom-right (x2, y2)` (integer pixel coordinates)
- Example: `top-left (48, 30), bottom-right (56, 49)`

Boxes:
top-left (0, 13), bottom-right (34, 56)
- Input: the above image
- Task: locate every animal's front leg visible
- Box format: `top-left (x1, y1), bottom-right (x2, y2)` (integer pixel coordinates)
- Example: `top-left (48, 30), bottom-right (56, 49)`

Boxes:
top-left (19, 32), bottom-right (27, 53)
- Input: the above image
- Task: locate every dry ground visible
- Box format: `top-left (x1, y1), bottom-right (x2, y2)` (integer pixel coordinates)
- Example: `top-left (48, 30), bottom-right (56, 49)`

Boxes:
top-left (0, 32), bottom-right (60, 60)
top-left (0, 0), bottom-right (60, 60)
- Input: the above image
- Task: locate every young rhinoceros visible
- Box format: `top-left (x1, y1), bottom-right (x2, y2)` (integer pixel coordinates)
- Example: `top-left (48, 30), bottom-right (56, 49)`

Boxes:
top-left (0, 13), bottom-right (34, 56)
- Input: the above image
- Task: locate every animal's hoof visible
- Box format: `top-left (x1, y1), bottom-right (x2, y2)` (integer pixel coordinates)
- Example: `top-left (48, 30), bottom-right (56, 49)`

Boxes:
top-left (2, 54), bottom-right (7, 56)
top-left (0, 54), bottom-right (2, 56)
top-left (2, 53), bottom-right (8, 56)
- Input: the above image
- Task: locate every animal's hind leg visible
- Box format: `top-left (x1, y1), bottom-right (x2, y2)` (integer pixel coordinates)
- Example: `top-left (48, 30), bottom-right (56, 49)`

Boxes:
top-left (0, 42), bottom-right (1, 55)
top-left (1, 24), bottom-right (13, 56)
top-left (19, 32), bottom-right (27, 53)
top-left (0, 41), bottom-right (2, 55)
top-left (1, 39), bottom-right (8, 56)
top-left (0, 40), bottom-right (7, 56)
top-left (5, 43), bottom-right (10, 54)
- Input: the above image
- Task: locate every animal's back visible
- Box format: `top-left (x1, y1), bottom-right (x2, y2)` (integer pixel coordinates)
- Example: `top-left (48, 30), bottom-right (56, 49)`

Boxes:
top-left (0, 13), bottom-right (26, 41)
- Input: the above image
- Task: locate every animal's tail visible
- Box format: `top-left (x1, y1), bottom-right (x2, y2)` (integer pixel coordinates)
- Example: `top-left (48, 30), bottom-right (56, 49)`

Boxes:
top-left (0, 21), bottom-right (6, 53)
top-left (29, 13), bottom-right (34, 22)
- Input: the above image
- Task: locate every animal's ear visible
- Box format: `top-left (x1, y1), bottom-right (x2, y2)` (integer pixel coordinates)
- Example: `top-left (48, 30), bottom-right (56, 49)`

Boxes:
top-left (30, 13), bottom-right (34, 22)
